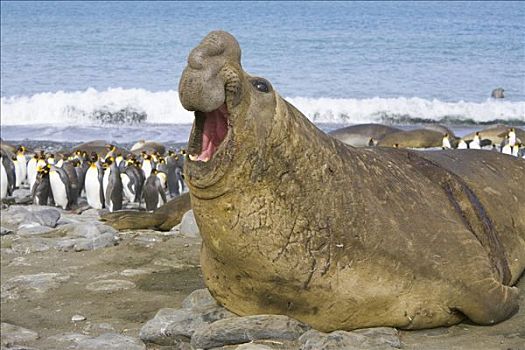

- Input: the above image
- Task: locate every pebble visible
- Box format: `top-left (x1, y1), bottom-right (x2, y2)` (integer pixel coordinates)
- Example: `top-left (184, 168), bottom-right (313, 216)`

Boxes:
top-left (71, 315), bottom-right (87, 322)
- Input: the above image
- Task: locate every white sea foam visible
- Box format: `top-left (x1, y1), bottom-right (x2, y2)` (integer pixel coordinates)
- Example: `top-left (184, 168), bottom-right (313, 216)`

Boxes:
top-left (1, 88), bottom-right (524, 126)
top-left (0, 88), bottom-right (192, 125)
top-left (286, 96), bottom-right (525, 125)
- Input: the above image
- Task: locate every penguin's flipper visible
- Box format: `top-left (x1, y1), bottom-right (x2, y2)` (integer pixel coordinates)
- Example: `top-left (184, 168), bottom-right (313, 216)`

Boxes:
top-left (158, 182), bottom-right (167, 205)
top-left (57, 169), bottom-right (73, 209)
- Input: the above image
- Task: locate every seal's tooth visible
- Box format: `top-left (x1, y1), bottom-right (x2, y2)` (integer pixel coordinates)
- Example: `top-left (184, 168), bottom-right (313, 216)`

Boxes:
top-left (189, 154), bottom-right (198, 161)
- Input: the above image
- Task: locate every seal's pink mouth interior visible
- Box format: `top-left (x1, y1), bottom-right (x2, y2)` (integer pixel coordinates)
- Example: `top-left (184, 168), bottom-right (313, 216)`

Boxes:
top-left (195, 104), bottom-right (229, 161)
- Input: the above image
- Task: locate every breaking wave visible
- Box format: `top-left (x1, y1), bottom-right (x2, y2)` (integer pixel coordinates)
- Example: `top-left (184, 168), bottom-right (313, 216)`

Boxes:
top-left (1, 88), bottom-right (524, 126)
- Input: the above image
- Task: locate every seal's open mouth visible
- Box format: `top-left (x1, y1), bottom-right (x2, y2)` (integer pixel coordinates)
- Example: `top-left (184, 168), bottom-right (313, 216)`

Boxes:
top-left (188, 103), bottom-right (230, 162)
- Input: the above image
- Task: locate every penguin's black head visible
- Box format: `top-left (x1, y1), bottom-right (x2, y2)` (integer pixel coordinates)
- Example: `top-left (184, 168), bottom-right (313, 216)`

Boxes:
top-left (89, 153), bottom-right (98, 162)
top-left (151, 168), bottom-right (158, 175)
top-left (168, 150), bottom-right (175, 156)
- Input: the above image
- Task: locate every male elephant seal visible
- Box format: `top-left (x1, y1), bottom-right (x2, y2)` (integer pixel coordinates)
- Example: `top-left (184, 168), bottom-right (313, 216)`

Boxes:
top-left (177, 31), bottom-right (525, 332)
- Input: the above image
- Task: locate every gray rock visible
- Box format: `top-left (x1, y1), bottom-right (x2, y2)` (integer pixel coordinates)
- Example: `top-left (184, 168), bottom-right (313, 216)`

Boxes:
top-left (299, 327), bottom-right (402, 350)
top-left (491, 87), bottom-right (505, 99)
top-left (178, 210), bottom-right (200, 238)
top-left (17, 224), bottom-right (53, 236)
top-left (47, 332), bottom-right (90, 345)
top-left (86, 279), bottom-right (136, 292)
top-left (191, 315), bottom-right (310, 349)
top-left (45, 222), bottom-right (118, 251)
top-left (1, 273), bottom-right (71, 300)
top-left (75, 333), bottom-right (146, 350)
top-left (181, 288), bottom-right (218, 309)
top-left (1, 322), bottom-right (39, 347)
top-left (140, 306), bottom-right (235, 346)
top-left (2, 206), bottom-right (61, 229)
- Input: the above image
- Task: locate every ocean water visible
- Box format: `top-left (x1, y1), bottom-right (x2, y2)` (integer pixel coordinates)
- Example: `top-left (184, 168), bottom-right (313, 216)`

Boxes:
top-left (1, 1), bottom-right (524, 142)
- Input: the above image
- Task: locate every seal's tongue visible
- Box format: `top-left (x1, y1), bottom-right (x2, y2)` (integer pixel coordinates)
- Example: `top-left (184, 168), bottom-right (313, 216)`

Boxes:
top-left (197, 104), bottom-right (229, 161)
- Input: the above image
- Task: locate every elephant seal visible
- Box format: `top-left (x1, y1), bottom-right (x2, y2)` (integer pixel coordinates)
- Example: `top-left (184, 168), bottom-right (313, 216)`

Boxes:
top-left (100, 192), bottom-right (191, 231)
top-left (176, 31), bottom-right (525, 332)
top-left (130, 140), bottom-right (166, 155)
top-left (377, 128), bottom-right (452, 148)
top-left (70, 140), bottom-right (128, 158)
top-left (463, 125), bottom-right (524, 145)
top-left (328, 124), bottom-right (401, 146)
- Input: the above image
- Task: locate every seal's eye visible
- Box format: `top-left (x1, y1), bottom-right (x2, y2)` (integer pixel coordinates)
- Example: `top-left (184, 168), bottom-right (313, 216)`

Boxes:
top-left (251, 79), bottom-right (270, 93)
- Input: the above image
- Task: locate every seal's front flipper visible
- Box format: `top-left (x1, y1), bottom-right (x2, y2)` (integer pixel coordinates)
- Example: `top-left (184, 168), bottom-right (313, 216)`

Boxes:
top-left (100, 210), bottom-right (165, 230)
top-left (455, 278), bottom-right (519, 325)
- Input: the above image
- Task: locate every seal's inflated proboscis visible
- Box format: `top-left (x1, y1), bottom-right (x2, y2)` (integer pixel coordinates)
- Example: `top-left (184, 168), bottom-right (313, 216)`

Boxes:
top-left (179, 31), bottom-right (525, 331)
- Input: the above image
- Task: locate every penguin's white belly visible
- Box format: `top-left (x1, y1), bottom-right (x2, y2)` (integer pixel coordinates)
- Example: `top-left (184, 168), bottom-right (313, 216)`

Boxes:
top-left (14, 161), bottom-right (22, 187)
top-left (157, 193), bottom-right (164, 208)
top-left (121, 173), bottom-right (135, 202)
top-left (103, 169), bottom-right (113, 211)
top-left (142, 162), bottom-right (152, 178)
top-left (85, 168), bottom-right (103, 209)
top-left (17, 155), bottom-right (27, 185)
top-left (1, 161), bottom-right (8, 199)
top-left (502, 145), bottom-right (512, 155)
top-left (509, 134), bottom-right (516, 147)
top-left (103, 169), bottom-right (110, 194)
top-left (27, 159), bottom-right (37, 190)
top-left (49, 171), bottom-right (68, 209)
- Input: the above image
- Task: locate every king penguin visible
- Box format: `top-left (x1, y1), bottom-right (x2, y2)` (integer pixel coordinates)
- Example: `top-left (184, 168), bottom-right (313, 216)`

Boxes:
top-left (508, 128), bottom-right (516, 147)
top-left (32, 165), bottom-right (51, 205)
top-left (469, 132), bottom-right (481, 149)
top-left (49, 165), bottom-right (72, 210)
top-left (27, 154), bottom-right (40, 191)
top-left (141, 153), bottom-right (153, 179)
top-left (84, 153), bottom-right (105, 209)
top-left (2, 154), bottom-right (16, 196)
top-left (15, 146), bottom-right (27, 187)
top-left (142, 169), bottom-right (167, 211)
top-left (442, 133), bottom-right (452, 149)
top-left (103, 157), bottom-right (123, 212)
